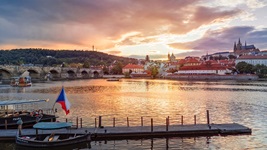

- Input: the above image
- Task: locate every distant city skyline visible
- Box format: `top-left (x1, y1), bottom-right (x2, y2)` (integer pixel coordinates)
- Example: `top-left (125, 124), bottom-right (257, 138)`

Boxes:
top-left (0, 0), bottom-right (267, 60)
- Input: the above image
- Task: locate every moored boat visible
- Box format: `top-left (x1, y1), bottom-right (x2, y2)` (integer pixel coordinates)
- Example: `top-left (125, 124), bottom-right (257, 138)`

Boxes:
top-left (107, 77), bottom-right (120, 81)
top-left (0, 99), bottom-right (57, 129)
top-left (16, 122), bottom-right (91, 148)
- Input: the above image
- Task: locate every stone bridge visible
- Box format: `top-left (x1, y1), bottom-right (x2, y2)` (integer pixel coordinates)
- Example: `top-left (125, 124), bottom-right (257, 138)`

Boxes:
top-left (0, 65), bottom-right (103, 83)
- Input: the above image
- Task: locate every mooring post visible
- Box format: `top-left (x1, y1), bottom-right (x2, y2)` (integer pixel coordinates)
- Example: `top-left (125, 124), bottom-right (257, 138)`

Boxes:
top-left (181, 115), bottom-right (183, 125)
top-left (206, 110), bottom-right (210, 125)
top-left (95, 118), bottom-right (97, 128)
top-left (76, 117), bottom-right (78, 129)
top-left (5, 119), bottom-right (7, 130)
top-left (113, 117), bottom-right (115, 127)
top-left (127, 117), bottom-right (129, 127)
top-left (194, 115), bottom-right (196, 125)
top-left (98, 116), bottom-right (102, 128)
top-left (80, 118), bottom-right (82, 128)
top-left (166, 117), bottom-right (169, 131)
top-left (141, 117), bottom-right (143, 127)
top-left (151, 118), bottom-right (153, 132)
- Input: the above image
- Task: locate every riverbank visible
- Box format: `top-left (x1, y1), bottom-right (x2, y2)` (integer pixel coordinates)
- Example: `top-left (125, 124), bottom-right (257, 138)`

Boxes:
top-left (164, 74), bottom-right (259, 81)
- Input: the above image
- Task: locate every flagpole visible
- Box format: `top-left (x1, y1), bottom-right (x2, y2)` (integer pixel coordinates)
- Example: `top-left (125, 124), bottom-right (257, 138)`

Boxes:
top-left (52, 86), bottom-right (64, 114)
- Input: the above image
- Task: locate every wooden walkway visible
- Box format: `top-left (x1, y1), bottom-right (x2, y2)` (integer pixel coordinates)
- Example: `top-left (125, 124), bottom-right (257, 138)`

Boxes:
top-left (0, 123), bottom-right (251, 141)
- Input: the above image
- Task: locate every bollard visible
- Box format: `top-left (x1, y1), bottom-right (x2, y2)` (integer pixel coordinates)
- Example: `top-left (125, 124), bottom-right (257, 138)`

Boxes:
top-left (80, 118), bottom-right (82, 128)
top-left (76, 117), bottom-right (78, 129)
top-left (151, 118), bottom-right (153, 132)
top-left (206, 110), bottom-right (210, 125)
top-left (127, 117), bottom-right (129, 127)
top-left (99, 116), bottom-right (102, 128)
top-left (95, 118), bottom-right (97, 128)
top-left (113, 117), bottom-right (115, 127)
top-left (66, 118), bottom-right (68, 122)
top-left (181, 116), bottom-right (183, 125)
top-left (141, 117), bottom-right (143, 127)
top-left (194, 115), bottom-right (196, 125)
top-left (5, 119), bottom-right (7, 130)
top-left (166, 117), bottom-right (169, 131)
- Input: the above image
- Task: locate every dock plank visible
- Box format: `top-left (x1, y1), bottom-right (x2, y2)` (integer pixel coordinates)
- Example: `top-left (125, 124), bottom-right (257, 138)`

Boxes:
top-left (0, 123), bottom-right (251, 141)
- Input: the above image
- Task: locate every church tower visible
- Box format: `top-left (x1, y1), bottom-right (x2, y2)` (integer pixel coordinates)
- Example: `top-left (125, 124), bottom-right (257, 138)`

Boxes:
top-left (168, 53), bottom-right (170, 61)
top-left (236, 38), bottom-right (242, 50)
top-left (233, 42), bottom-right (237, 52)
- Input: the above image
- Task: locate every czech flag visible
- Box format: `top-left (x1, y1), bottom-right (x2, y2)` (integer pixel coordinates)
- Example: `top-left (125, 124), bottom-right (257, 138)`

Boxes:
top-left (55, 87), bottom-right (71, 115)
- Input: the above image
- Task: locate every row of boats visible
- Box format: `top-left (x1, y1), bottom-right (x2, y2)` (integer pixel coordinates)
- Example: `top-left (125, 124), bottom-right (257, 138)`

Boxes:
top-left (0, 88), bottom-right (91, 148)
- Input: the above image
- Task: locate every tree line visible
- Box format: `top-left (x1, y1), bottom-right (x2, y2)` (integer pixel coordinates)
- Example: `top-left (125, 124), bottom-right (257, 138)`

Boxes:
top-left (236, 62), bottom-right (267, 78)
top-left (0, 49), bottom-right (138, 69)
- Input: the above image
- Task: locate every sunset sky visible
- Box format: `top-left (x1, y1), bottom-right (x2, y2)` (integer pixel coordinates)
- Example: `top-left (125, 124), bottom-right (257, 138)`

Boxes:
top-left (0, 0), bottom-right (267, 60)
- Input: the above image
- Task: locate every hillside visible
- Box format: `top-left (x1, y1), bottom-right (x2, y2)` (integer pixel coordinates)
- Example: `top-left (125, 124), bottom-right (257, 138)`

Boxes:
top-left (0, 48), bottom-right (138, 67)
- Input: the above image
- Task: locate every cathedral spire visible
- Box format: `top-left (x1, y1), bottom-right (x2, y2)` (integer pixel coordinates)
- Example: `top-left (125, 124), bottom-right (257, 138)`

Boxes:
top-left (238, 38), bottom-right (241, 45)
top-left (234, 42), bottom-right (237, 52)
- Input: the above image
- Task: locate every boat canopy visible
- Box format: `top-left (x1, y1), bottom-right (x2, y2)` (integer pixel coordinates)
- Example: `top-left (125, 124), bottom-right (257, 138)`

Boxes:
top-left (0, 99), bottom-right (49, 106)
top-left (33, 122), bottom-right (72, 130)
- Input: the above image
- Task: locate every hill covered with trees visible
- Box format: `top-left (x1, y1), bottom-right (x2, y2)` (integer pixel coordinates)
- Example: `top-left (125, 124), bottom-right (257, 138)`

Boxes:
top-left (0, 48), bottom-right (138, 67)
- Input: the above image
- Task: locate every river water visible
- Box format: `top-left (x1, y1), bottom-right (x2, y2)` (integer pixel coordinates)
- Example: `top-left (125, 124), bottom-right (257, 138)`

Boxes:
top-left (1, 79), bottom-right (267, 150)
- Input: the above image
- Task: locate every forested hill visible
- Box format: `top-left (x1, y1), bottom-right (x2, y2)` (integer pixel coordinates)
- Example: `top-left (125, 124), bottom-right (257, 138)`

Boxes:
top-left (0, 48), bottom-right (138, 67)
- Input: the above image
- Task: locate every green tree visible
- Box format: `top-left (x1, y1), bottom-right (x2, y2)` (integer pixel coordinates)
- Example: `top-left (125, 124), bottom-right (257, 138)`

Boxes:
top-left (150, 66), bottom-right (158, 78)
top-left (236, 62), bottom-right (255, 74)
top-left (83, 59), bottom-right (90, 68)
top-left (253, 64), bottom-right (267, 78)
top-left (110, 62), bottom-right (123, 74)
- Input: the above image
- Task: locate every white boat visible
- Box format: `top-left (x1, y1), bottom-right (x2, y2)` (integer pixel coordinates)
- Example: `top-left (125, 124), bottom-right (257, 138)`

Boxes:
top-left (107, 77), bottom-right (120, 81)
top-left (16, 122), bottom-right (91, 148)
top-left (0, 99), bottom-right (57, 129)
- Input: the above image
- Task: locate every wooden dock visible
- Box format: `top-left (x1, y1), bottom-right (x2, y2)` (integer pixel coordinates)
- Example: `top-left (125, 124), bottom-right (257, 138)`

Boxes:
top-left (0, 123), bottom-right (251, 141)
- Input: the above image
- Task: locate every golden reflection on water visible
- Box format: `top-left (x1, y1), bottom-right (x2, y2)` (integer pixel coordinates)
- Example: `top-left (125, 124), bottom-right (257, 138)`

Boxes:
top-left (1, 79), bottom-right (267, 149)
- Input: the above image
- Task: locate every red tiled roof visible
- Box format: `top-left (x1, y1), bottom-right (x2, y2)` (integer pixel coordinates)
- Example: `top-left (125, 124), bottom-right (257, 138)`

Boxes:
top-left (237, 55), bottom-right (267, 59)
top-left (123, 64), bottom-right (143, 69)
top-left (186, 58), bottom-right (199, 63)
top-left (178, 59), bottom-right (186, 65)
top-left (179, 65), bottom-right (227, 70)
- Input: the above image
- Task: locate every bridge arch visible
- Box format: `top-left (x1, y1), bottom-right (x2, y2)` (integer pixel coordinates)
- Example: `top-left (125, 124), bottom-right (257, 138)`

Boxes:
top-left (27, 69), bottom-right (40, 79)
top-left (67, 70), bottom-right (76, 78)
top-left (93, 71), bottom-right (99, 78)
top-left (81, 70), bottom-right (89, 78)
top-left (0, 69), bottom-right (12, 80)
top-left (50, 70), bottom-right (60, 79)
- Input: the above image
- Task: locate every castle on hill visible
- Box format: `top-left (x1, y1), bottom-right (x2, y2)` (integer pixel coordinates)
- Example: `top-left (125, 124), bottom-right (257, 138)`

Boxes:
top-left (233, 38), bottom-right (260, 56)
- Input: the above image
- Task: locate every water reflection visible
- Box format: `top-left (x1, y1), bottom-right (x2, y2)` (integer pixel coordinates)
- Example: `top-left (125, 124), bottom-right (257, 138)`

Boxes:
top-left (0, 79), bottom-right (267, 149)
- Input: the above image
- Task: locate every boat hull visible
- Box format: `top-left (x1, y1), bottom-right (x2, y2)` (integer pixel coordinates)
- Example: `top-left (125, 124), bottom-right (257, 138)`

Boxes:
top-left (0, 114), bottom-right (57, 129)
top-left (16, 133), bottom-right (91, 148)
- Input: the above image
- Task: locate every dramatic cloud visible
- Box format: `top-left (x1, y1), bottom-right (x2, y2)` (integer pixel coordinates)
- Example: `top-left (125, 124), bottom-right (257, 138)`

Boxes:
top-left (0, 1), bottom-right (240, 49)
top-left (169, 26), bottom-right (267, 55)
top-left (0, 0), bottom-right (266, 59)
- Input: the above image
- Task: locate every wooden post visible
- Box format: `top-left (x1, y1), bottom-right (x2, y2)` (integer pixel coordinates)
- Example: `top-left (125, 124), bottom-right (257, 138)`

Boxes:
top-left (95, 118), bottom-right (97, 128)
top-left (36, 129), bottom-right (38, 140)
top-left (206, 110), bottom-right (210, 125)
top-left (66, 118), bottom-right (68, 122)
top-left (127, 117), bottom-right (129, 127)
top-left (80, 118), bottom-right (82, 128)
top-left (194, 115), bottom-right (196, 125)
top-left (141, 117), bottom-right (143, 127)
top-left (166, 117), bottom-right (168, 131)
top-left (76, 117), bottom-right (78, 129)
top-left (113, 117), bottom-right (115, 127)
top-left (99, 116), bottom-right (102, 128)
top-left (5, 119), bottom-right (7, 130)
top-left (181, 115), bottom-right (183, 125)
top-left (151, 118), bottom-right (153, 132)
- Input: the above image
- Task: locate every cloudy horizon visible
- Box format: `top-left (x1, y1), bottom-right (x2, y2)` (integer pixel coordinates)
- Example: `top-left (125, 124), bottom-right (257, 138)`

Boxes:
top-left (0, 0), bottom-right (267, 60)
